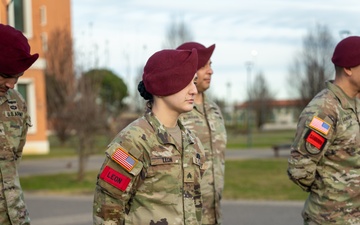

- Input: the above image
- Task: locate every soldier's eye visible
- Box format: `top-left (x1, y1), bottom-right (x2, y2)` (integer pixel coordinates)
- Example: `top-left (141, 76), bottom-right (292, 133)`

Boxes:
top-left (0, 73), bottom-right (12, 79)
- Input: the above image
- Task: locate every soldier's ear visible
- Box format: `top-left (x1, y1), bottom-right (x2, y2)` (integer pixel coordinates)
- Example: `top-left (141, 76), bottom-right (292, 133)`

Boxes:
top-left (344, 67), bottom-right (352, 76)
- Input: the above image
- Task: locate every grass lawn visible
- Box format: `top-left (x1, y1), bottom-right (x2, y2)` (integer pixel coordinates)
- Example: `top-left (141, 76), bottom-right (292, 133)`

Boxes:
top-left (226, 129), bottom-right (296, 149)
top-left (21, 171), bottom-right (98, 195)
top-left (224, 159), bottom-right (308, 201)
top-left (20, 158), bottom-right (308, 201)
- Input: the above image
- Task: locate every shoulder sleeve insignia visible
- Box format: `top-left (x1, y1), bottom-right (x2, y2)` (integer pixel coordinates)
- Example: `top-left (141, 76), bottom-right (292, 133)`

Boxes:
top-left (304, 130), bottom-right (327, 154)
top-left (309, 116), bottom-right (331, 135)
top-left (111, 147), bottom-right (138, 172)
top-left (100, 166), bottom-right (131, 191)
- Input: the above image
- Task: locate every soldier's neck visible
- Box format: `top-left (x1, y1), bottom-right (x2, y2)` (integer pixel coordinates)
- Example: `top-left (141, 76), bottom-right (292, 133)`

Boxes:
top-left (194, 92), bottom-right (204, 105)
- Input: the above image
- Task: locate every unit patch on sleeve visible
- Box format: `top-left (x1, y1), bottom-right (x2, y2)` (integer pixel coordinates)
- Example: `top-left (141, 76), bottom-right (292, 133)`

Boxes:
top-left (304, 130), bottom-right (327, 154)
top-left (309, 116), bottom-right (331, 135)
top-left (111, 147), bottom-right (138, 172)
top-left (100, 166), bottom-right (131, 191)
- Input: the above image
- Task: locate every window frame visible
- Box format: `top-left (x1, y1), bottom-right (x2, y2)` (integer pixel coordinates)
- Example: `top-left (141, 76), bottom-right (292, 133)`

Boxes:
top-left (40, 5), bottom-right (47, 26)
top-left (7, 0), bottom-right (33, 38)
top-left (15, 78), bottom-right (37, 134)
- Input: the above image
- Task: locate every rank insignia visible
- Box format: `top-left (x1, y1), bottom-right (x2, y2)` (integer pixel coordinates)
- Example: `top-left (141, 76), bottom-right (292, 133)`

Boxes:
top-left (184, 167), bottom-right (194, 183)
top-left (100, 166), bottom-right (131, 191)
top-left (309, 116), bottom-right (330, 135)
top-left (111, 147), bottom-right (138, 172)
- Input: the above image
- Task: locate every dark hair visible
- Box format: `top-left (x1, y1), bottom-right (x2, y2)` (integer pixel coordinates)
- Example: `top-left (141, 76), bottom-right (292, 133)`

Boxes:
top-left (138, 81), bottom-right (154, 108)
top-left (138, 81), bottom-right (152, 100)
top-left (334, 65), bottom-right (346, 76)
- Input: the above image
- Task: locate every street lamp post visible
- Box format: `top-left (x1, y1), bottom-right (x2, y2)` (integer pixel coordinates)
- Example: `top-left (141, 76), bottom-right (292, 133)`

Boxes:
top-left (245, 50), bottom-right (257, 149)
top-left (339, 30), bottom-right (351, 39)
top-left (245, 61), bottom-right (253, 148)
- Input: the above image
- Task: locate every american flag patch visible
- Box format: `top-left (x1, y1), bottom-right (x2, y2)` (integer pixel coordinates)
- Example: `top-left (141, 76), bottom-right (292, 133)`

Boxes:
top-left (309, 116), bottom-right (331, 135)
top-left (111, 147), bottom-right (137, 172)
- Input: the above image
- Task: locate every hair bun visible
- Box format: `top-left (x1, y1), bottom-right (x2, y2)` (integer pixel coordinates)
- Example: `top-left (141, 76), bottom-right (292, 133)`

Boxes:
top-left (138, 81), bottom-right (152, 100)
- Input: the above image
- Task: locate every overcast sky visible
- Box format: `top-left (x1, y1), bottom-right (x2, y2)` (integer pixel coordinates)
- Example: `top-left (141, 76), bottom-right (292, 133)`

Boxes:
top-left (71, 0), bottom-right (360, 103)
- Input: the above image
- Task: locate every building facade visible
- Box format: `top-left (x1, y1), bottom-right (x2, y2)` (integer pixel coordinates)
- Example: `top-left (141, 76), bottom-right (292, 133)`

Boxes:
top-left (233, 99), bottom-right (305, 131)
top-left (0, 0), bottom-right (71, 154)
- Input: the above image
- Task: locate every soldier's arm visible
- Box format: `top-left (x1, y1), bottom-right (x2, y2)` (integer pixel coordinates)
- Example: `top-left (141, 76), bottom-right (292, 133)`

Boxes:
top-left (287, 114), bottom-right (333, 191)
top-left (14, 90), bottom-right (31, 161)
top-left (93, 143), bottom-right (144, 225)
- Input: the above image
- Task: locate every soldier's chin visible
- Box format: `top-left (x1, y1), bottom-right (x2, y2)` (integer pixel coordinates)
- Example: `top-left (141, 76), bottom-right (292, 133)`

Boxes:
top-left (182, 105), bottom-right (194, 113)
top-left (0, 90), bottom-right (7, 96)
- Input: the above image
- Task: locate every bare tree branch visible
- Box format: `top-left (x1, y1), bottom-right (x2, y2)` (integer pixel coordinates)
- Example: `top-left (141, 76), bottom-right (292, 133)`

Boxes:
top-left (287, 23), bottom-right (335, 106)
top-left (162, 16), bottom-right (194, 49)
top-left (248, 71), bottom-right (276, 128)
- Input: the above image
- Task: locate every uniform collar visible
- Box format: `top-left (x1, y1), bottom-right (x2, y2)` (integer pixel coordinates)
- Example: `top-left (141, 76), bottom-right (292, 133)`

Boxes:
top-left (144, 110), bottom-right (195, 148)
top-left (327, 80), bottom-right (356, 110)
top-left (0, 90), bottom-right (11, 105)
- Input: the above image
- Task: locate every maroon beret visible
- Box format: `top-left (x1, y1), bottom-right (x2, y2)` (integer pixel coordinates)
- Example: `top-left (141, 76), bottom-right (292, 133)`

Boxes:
top-left (332, 36), bottom-right (360, 68)
top-left (143, 48), bottom-right (198, 96)
top-left (176, 42), bottom-right (215, 70)
top-left (0, 24), bottom-right (39, 75)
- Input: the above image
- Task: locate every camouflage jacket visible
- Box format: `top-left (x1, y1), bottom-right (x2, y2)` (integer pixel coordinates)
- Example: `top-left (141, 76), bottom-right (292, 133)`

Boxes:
top-left (93, 111), bottom-right (206, 225)
top-left (288, 81), bottom-right (360, 225)
top-left (0, 89), bottom-right (31, 225)
top-left (179, 94), bottom-right (227, 225)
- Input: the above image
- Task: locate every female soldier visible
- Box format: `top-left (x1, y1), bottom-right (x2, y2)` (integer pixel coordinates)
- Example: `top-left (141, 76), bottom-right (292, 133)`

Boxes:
top-left (93, 48), bottom-right (205, 225)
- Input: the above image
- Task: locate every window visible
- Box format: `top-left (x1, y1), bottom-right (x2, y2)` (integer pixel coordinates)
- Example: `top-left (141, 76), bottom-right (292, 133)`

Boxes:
top-left (40, 5), bottom-right (47, 26)
top-left (16, 79), bottom-right (36, 134)
top-left (17, 84), bottom-right (27, 102)
top-left (13, 0), bottom-right (25, 32)
top-left (41, 32), bottom-right (48, 52)
top-left (8, 0), bottom-right (33, 38)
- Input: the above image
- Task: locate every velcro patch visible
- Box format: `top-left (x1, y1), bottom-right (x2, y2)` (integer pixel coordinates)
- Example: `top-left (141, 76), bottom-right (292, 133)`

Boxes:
top-left (309, 116), bottom-right (331, 135)
top-left (305, 130), bottom-right (326, 151)
top-left (4, 111), bottom-right (23, 117)
top-left (100, 166), bottom-right (131, 191)
top-left (111, 147), bottom-right (138, 172)
top-left (193, 154), bottom-right (202, 167)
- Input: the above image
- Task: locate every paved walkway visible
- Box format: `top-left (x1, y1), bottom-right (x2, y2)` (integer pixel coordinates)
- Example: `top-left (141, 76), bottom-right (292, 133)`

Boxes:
top-left (25, 193), bottom-right (303, 225)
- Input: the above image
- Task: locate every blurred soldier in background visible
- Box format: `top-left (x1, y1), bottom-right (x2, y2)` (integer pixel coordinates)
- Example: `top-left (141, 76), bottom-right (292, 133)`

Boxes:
top-left (177, 42), bottom-right (227, 225)
top-left (0, 24), bottom-right (39, 224)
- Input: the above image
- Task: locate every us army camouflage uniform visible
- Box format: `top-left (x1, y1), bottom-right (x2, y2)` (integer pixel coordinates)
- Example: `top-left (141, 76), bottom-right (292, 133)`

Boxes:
top-left (93, 110), bottom-right (205, 225)
top-left (179, 94), bottom-right (227, 225)
top-left (288, 81), bottom-right (360, 225)
top-left (0, 89), bottom-right (31, 225)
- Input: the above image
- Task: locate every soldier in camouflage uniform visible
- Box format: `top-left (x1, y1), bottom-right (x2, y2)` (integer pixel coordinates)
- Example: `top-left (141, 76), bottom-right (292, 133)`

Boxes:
top-left (288, 36), bottom-right (360, 225)
top-left (93, 48), bottom-right (206, 225)
top-left (0, 24), bottom-right (39, 224)
top-left (177, 42), bottom-right (227, 225)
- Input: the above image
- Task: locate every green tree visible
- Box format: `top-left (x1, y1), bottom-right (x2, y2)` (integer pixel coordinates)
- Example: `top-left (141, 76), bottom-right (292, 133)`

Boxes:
top-left (85, 68), bottom-right (128, 114)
